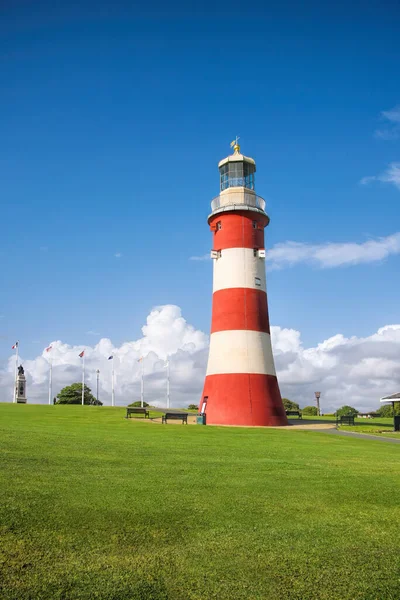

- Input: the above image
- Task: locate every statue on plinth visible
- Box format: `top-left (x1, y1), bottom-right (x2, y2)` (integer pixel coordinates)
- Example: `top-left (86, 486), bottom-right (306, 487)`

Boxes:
top-left (15, 364), bottom-right (27, 404)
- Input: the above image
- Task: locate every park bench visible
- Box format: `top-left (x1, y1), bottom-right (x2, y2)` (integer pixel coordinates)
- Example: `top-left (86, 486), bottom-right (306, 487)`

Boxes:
top-left (286, 410), bottom-right (302, 419)
top-left (336, 415), bottom-right (355, 426)
top-left (126, 407), bottom-right (150, 419)
top-left (162, 412), bottom-right (188, 424)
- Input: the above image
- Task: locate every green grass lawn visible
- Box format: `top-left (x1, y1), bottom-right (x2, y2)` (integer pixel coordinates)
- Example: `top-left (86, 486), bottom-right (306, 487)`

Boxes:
top-left (1, 404), bottom-right (399, 600)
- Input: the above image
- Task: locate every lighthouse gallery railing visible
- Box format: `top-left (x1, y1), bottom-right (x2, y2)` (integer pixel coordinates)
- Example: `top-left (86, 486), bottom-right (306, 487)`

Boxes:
top-left (211, 194), bottom-right (266, 213)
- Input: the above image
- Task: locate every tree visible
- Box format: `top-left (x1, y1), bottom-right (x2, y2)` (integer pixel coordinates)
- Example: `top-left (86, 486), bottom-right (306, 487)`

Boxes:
top-left (56, 383), bottom-right (102, 405)
top-left (128, 400), bottom-right (149, 407)
top-left (282, 398), bottom-right (300, 411)
top-left (188, 404), bottom-right (199, 411)
top-left (302, 406), bottom-right (318, 416)
top-left (377, 403), bottom-right (400, 417)
top-left (335, 405), bottom-right (358, 417)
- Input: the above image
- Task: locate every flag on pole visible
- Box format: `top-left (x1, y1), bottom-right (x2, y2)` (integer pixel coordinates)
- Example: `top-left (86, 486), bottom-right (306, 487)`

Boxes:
top-left (109, 356), bottom-right (115, 406)
top-left (165, 359), bottom-right (170, 408)
top-left (46, 347), bottom-right (53, 404)
top-left (12, 341), bottom-right (19, 403)
top-left (79, 350), bottom-right (85, 405)
top-left (137, 356), bottom-right (145, 406)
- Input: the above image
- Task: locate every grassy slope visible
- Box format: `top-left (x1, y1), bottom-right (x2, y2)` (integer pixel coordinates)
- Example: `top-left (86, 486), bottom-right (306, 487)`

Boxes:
top-left (0, 404), bottom-right (399, 600)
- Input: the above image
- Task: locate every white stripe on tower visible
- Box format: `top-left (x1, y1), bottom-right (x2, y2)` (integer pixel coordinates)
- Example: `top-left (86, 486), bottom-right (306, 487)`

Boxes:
top-left (206, 330), bottom-right (276, 375)
top-left (213, 248), bottom-right (266, 292)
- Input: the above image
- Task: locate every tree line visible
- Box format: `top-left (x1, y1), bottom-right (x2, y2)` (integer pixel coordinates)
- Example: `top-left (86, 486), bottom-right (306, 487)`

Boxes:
top-left (53, 385), bottom-right (400, 416)
top-left (282, 398), bottom-right (400, 417)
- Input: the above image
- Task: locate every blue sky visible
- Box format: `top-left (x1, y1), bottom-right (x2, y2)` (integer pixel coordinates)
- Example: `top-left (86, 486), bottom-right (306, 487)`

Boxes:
top-left (1, 0), bottom-right (400, 367)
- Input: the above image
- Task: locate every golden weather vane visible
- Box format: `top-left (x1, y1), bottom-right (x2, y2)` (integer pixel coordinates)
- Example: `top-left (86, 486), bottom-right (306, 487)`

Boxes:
top-left (230, 136), bottom-right (240, 154)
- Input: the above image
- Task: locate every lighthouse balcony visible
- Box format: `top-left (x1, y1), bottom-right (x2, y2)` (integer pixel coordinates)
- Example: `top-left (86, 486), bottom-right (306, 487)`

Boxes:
top-left (210, 192), bottom-right (266, 215)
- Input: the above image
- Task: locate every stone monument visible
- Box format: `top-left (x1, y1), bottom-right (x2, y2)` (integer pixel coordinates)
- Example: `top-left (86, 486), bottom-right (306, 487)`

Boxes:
top-left (15, 365), bottom-right (27, 403)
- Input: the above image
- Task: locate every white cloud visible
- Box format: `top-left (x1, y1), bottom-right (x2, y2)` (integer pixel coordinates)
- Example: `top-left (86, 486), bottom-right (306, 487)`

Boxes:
top-left (86, 330), bottom-right (100, 336)
top-left (114, 252), bottom-right (123, 258)
top-left (375, 104), bottom-right (400, 140)
top-left (382, 105), bottom-right (400, 123)
top-left (272, 323), bottom-right (400, 411)
top-left (189, 254), bottom-right (210, 261)
top-left (267, 232), bottom-right (400, 270)
top-left (379, 163), bottom-right (400, 189)
top-left (1, 304), bottom-right (399, 413)
top-left (360, 162), bottom-right (400, 190)
top-left (359, 175), bottom-right (377, 185)
top-left (375, 130), bottom-right (399, 141)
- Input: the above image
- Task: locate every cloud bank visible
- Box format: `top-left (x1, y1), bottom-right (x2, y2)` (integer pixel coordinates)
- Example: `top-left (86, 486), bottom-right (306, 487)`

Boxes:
top-left (1, 305), bottom-right (399, 413)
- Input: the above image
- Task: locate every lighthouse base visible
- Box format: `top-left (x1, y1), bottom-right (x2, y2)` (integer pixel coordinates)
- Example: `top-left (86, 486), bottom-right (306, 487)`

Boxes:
top-left (201, 373), bottom-right (288, 427)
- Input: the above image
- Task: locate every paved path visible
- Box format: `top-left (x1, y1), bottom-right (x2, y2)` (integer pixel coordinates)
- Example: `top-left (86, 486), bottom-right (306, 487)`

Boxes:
top-left (317, 428), bottom-right (400, 444)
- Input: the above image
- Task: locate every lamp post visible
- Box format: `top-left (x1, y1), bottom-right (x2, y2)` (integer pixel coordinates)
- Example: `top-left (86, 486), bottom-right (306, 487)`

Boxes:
top-left (96, 369), bottom-right (100, 404)
top-left (314, 391), bottom-right (321, 416)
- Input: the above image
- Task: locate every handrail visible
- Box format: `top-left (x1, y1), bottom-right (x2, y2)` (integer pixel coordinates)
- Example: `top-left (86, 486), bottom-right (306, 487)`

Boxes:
top-left (211, 194), bottom-right (266, 213)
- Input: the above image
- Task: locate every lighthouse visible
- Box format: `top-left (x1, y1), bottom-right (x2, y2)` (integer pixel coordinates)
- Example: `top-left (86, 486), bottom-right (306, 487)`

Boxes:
top-left (200, 140), bottom-right (288, 427)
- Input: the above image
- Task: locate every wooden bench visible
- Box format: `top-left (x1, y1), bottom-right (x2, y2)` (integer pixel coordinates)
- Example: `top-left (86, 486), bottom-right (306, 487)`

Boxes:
top-left (126, 407), bottom-right (149, 419)
top-left (336, 415), bottom-right (355, 426)
top-left (162, 412), bottom-right (188, 424)
top-left (286, 410), bottom-right (302, 419)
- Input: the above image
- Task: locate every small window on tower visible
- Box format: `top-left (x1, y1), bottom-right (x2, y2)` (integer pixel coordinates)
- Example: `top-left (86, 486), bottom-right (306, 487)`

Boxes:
top-left (216, 221), bottom-right (222, 230)
top-left (255, 277), bottom-right (261, 287)
top-left (252, 220), bottom-right (257, 229)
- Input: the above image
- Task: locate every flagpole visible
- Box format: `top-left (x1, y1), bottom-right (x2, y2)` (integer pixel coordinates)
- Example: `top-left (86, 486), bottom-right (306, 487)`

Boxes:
top-left (112, 356), bottom-right (115, 407)
top-left (166, 359), bottom-right (170, 409)
top-left (82, 353), bottom-right (85, 406)
top-left (48, 357), bottom-right (52, 405)
top-left (140, 358), bottom-right (144, 408)
top-left (13, 343), bottom-right (19, 403)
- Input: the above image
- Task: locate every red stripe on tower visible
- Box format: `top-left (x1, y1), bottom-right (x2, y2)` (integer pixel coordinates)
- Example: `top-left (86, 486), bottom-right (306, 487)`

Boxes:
top-left (211, 288), bottom-right (270, 334)
top-left (200, 141), bottom-right (288, 427)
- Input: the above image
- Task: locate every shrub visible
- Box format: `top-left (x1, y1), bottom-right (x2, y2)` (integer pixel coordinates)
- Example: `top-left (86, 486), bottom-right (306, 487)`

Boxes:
top-left (188, 404), bottom-right (199, 411)
top-left (302, 406), bottom-right (318, 416)
top-left (128, 401), bottom-right (149, 407)
top-left (377, 402), bottom-right (400, 417)
top-left (282, 398), bottom-right (300, 411)
top-left (56, 383), bottom-right (102, 405)
top-left (335, 405), bottom-right (359, 417)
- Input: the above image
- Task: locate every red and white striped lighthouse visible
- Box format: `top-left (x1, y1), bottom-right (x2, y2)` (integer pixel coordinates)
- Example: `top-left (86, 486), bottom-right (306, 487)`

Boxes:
top-left (200, 140), bottom-right (288, 427)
